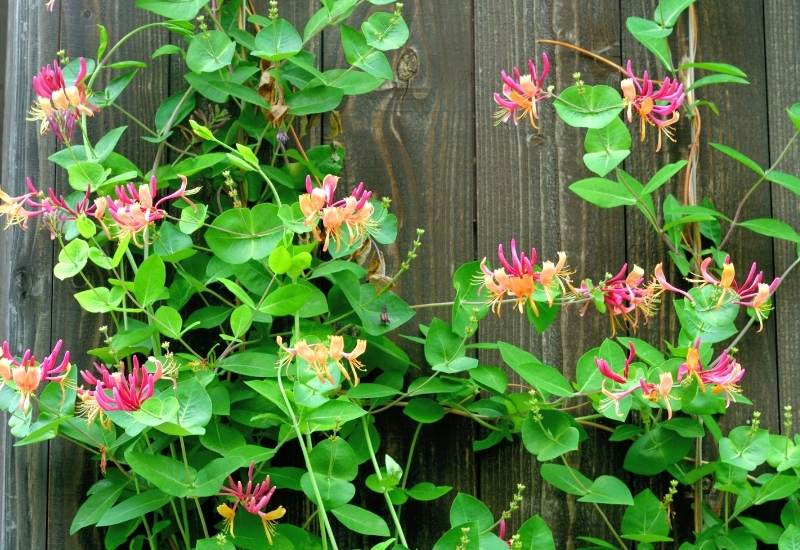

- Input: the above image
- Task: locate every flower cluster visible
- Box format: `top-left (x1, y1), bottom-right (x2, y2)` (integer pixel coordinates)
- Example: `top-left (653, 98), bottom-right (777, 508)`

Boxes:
top-left (694, 256), bottom-right (779, 330)
top-left (596, 343), bottom-right (676, 418)
top-left (217, 463), bottom-right (286, 542)
top-left (478, 239), bottom-right (571, 316)
top-left (0, 178), bottom-right (101, 236)
top-left (96, 175), bottom-right (196, 244)
top-left (620, 60), bottom-right (685, 151)
top-left (493, 52), bottom-right (551, 128)
top-left (29, 57), bottom-right (97, 143)
top-left (677, 339), bottom-right (744, 406)
top-left (0, 340), bottom-right (71, 412)
top-left (299, 174), bottom-right (377, 252)
top-left (77, 357), bottom-right (163, 423)
top-left (276, 335), bottom-right (367, 385)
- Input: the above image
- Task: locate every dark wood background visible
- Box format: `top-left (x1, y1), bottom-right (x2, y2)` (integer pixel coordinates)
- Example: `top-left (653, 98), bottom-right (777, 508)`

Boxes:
top-left (1, 0), bottom-right (798, 548)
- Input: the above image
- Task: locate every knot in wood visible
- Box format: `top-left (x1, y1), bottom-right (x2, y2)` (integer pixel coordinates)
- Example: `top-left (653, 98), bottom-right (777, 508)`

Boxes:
top-left (396, 48), bottom-right (419, 82)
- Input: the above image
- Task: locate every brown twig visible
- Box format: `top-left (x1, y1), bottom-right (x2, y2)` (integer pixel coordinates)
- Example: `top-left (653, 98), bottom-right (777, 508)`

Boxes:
top-left (537, 39), bottom-right (627, 75)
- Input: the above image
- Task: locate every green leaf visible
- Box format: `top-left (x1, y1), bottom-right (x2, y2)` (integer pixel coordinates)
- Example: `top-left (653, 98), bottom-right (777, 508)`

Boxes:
top-left (497, 342), bottom-right (571, 396)
top-left (300, 473), bottom-right (355, 509)
top-left (205, 205), bottom-right (284, 264)
top-left (124, 450), bottom-right (194, 497)
top-left (710, 142), bottom-right (765, 176)
top-left (788, 103), bottom-right (800, 131)
top-left (260, 283), bottom-right (315, 316)
top-left (517, 515), bottom-right (556, 550)
top-left (540, 463), bottom-right (591, 496)
top-left (403, 398), bottom-right (445, 424)
top-left (54, 239), bottom-right (89, 280)
top-left (583, 118), bottom-right (631, 177)
top-left (642, 160), bottom-right (688, 194)
top-left (155, 90), bottom-right (196, 133)
top-left (186, 31), bottom-right (235, 73)
top-left (179, 204), bottom-right (208, 234)
top-left (67, 161), bottom-right (107, 192)
top-left (621, 489), bottom-right (671, 543)
top-left (252, 19), bottom-right (302, 61)
top-left (73, 287), bottom-right (123, 313)
top-left (578, 475), bottom-right (634, 505)
top-left (434, 523), bottom-right (480, 550)
top-left (570, 177), bottom-right (638, 208)
top-left (766, 170), bottom-right (800, 195)
top-left (151, 44), bottom-right (182, 59)
top-left (688, 74), bottom-right (749, 91)
top-left (361, 11), bottom-right (409, 51)
top-left (554, 85), bottom-right (624, 129)
top-left (220, 352), bottom-right (276, 377)
top-left (309, 437), bottom-right (358, 481)
top-left (405, 482), bottom-right (452, 501)
top-left (780, 525), bottom-right (800, 550)
top-left (653, 0), bottom-right (693, 27)
top-left (449, 493), bottom-right (493, 531)
top-left (739, 218), bottom-right (800, 243)
top-left (331, 504), bottom-right (390, 536)
top-left (287, 85), bottom-right (344, 116)
top-left (96, 490), bottom-right (171, 527)
top-left (680, 61), bottom-right (747, 78)
top-left (229, 305), bottom-right (253, 338)
top-left (134, 255), bottom-right (166, 306)
top-left (754, 474), bottom-right (800, 505)
top-left (305, 399), bottom-right (366, 431)
top-left (624, 426), bottom-right (692, 475)
top-left (94, 126), bottom-right (128, 161)
top-left (70, 479), bottom-right (127, 534)
top-left (522, 410), bottom-right (580, 461)
top-left (424, 318), bottom-right (466, 370)
top-left (341, 25), bottom-right (393, 80)
top-left (135, 0), bottom-right (208, 19)
top-left (154, 306), bottom-right (182, 338)
top-left (625, 17), bottom-right (674, 70)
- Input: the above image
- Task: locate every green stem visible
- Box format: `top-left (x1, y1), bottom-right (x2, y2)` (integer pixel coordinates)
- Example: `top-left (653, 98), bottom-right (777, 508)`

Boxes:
top-left (361, 416), bottom-right (409, 548)
top-left (394, 423), bottom-right (422, 530)
top-left (277, 316), bottom-right (338, 549)
top-left (170, 499), bottom-right (191, 550)
top-left (132, 476), bottom-right (158, 550)
top-left (180, 437), bottom-right (210, 539)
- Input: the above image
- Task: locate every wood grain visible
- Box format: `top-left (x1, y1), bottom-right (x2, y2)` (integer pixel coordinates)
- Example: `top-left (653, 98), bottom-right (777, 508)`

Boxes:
top-left (474, 1), bottom-right (626, 547)
top-left (322, 1), bottom-right (477, 546)
top-left (0, 2), bottom-right (60, 548)
top-left (765, 1), bottom-right (800, 434)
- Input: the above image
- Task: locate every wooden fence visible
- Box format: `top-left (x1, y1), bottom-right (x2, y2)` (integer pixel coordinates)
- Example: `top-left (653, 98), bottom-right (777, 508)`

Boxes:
top-left (1, 0), bottom-right (798, 548)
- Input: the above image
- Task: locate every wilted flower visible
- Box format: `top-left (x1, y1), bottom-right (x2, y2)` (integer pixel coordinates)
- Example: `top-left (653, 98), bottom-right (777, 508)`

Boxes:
top-left (299, 175), bottom-right (377, 252)
top-left (102, 175), bottom-right (196, 245)
top-left (79, 356), bottom-right (162, 414)
top-left (620, 60), bottom-right (684, 151)
top-left (0, 339), bottom-right (71, 412)
top-left (29, 57), bottom-right (97, 143)
top-left (493, 52), bottom-right (551, 128)
top-left (218, 463), bottom-right (286, 543)
top-left (276, 335), bottom-right (367, 385)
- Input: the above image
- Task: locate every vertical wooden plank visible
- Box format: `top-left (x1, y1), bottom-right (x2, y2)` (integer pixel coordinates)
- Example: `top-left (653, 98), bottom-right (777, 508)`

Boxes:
top-left (692, 0), bottom-right (777, 430)
top-left (0, 2), bottom-right (60, 549)
top-left (474, 1), bottom-right (625, 547)
top-left (323, 2), bottom-right (477, 546)
top-left (45, 3), bottom-right (172, 548)
top-left (766, 1), bottom-right (800, 432)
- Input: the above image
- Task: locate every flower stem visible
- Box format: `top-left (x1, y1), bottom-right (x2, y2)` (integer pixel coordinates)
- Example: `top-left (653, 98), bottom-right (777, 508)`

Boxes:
top-left (179, 436), bottom-right (210, 539)
top-left (361, 416), bottom-right (409, 548)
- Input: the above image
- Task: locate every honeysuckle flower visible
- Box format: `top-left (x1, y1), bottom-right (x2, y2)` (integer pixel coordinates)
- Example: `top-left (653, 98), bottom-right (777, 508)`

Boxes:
top-left (0, 340), bottom-right (71, 412)
top-left (695, 256), bottom-right (780, 314)
top-left (478, 239), bottom-right (541, 315)
top-left (276, 335), bottom-right (367, 386)
top-left (653, 263), bottom-right (692, 300)
top-left (638, 372), bottom-right (676, 419)
top-left (29, 57), bottom-right (97, 143)
top-left (493, 52), bottom-right (551, 128)
top-left (595, 343), bottom-right (636, 385)
top-left (0, 181), bottom-right (41, 230)
top-left (620, 60), bottom-right (684, 151)
top-left (299, 175), bottom-right (377, 252)
top-left (538, 251), bottom-right (572, 305)
top-left (79, 356), bottom-right (162, 413)
top-left (103, 175), bottom-right (196, 245)
top-left (218, 463), bottom-right (286, 543)
top-left (677, 339), bottom-right (745, 407)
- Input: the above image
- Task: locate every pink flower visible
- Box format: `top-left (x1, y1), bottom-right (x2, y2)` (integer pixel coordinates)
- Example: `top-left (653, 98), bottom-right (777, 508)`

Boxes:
top-left (677, 339), bottom-right (745, 407)
top-left (695, 257), bottom-right (780, 322)
top-left (620, 60), bottom-right (684, 151)
top-left (638, 372), bottom-right (676, 419)
top-left (0, 340), bottom-right (71, 412)
top-left (595, 343), bottom-right (636, 384)
top-left (218, 463), bottom-right (286, 542)
top-left (30, 57), bottom-right (97, 143)
top-left (493, 52), bottom-right (551, 128)
top-left (0, 179), bottom-right (42, 230)
top-left (79, 356), bottom-right (162, 413)
top-left (103, 175), bottom-right (195, 244)
top-left (577, 263), bottom-right (658, 335)
top-left (299, 175), bottom-right (376, 252)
